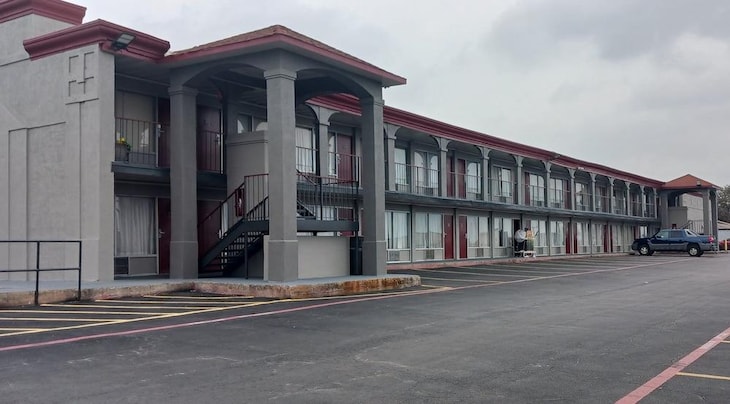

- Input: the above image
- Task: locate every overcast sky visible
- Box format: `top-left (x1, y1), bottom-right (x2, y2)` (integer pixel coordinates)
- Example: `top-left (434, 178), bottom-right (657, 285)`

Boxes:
top-left (83, 0), bottom-right (729, 187)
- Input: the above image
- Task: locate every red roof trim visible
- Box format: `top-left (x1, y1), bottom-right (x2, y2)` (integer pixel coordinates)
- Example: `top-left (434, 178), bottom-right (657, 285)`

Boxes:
top-left (0, 0), bottom-right (85, 25)
top-left (163, 27), bottom-right (406, 87)
top-left (310, 94), bottom-right (665, 187)
top-left (23, 19), bottom-right (170, 61)
top-left (662, 174), bottom-right (719, 190)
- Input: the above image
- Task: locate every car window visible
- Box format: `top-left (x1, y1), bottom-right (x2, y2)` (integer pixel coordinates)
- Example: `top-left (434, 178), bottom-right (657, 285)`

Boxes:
top-left (670, 230), bottom-right (684, 238)
top-left (656, 230), bottom-right (670, 239)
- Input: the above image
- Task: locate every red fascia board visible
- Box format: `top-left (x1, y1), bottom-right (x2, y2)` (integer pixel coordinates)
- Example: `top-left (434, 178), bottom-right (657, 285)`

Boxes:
top-left (310, 94), bottom-right (664, 187)
top-left (0, 0), bottom-right (85, 25)
top-left (23, 19), bottom-right (170, 61)
top-left (163, 33), bottom-right (406, 87)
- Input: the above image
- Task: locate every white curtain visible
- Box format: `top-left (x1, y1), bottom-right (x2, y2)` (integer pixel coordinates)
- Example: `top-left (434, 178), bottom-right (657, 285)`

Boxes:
top-left (115, 196), bottom-right (156, 256)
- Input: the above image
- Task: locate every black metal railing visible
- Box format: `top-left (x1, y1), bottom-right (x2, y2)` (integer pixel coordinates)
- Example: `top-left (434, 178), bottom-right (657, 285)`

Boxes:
top-left (115, 118), bottom-right (159, 166)
top-left (0, 240), bottom-right (82, 305)
top-left (296, 171), bottom-right (359, 220)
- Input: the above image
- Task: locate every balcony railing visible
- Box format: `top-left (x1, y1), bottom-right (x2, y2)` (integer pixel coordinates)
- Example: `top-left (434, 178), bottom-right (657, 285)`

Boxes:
top-left (328, 151), bottom-right (361, 183)
top-left (645, 204), bottom-right (656, 218)
top-left (575, 193), bottom-right (593, 211)
top-left (524, 184), bottom-right (547, 207)
top-left (548, 188), bottom-right (571, 209)
top-left (296, 146), bottom-right (317, 175)
top-left (595, 195), bottom-right (610, 213)
top-left (613, 200), bottom-right (627, 215)
top-left (449, 171), bottom-right (482, 200)
top-left (115, 117), bottom-right (159, 166)
top-left (296, 172), bottom-right (359, 221)
top-left (630, 202), bottom-right (643, 217)
top-left (490, 178), bottom-right (515, 204)
top-left (394, 163), bottom-right (439, 196)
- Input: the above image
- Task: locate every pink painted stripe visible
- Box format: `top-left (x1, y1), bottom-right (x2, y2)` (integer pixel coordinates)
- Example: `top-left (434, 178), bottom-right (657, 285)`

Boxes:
top-left (616, 326), bottom-right (730, 404)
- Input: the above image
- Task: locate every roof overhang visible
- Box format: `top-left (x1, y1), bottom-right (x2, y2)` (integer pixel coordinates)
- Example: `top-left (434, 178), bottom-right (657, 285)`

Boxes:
top-left (0, 0), bottom-right (85, 25)
top-left (23, 18), bottom-right (170, 61)
top-left (162, 29), bottom-right (406, 88)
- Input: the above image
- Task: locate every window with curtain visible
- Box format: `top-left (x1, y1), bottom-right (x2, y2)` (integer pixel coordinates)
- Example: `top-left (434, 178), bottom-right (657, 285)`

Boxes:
top-left (528, 219), bottom-right (547, 250)
top-left (414, 212), bottom-right (443, 249)
top-left (527, 173), bottom-right (545, 206)
top-left (496, 167), bottom-right (512, 197)
top-left (551, 220), bottom-right (565, 247)
top-left (492, 216), bottom-right (512, 247)
top-left (414, 151), bottom-right (438, 190)
top-left (394, 148), bottom-right (408, 186)
top-left (550, 178), bottom-right (565, 207)
top-left (466, 161), bottom-right (481, 195)
top-left (385, 211), bottom-right (410, 250)
top-left (296, 126), bottom-right (315, 173)
top-left (467, 215), bottom-right (489, 257)
top-left (114, 196), bottom-right (156, 256)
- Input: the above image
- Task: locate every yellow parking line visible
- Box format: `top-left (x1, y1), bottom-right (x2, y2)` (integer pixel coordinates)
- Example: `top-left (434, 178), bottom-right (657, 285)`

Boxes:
top-left (1, 310), bottom-right (171, 315)
top-left (0, 328), bottom-right (46, 331)
top-left (721, 340), bottom-right (730, 344)
top-left (0, 317), bottom-right (119, 322)
top-left (42, 304), bottom-right (229, 310)
top-left (93, 300), bottom-right (252, 305)
top-left (420, 277), bottom-right (503, 284)
top-left (676, 371), bottom-right (730, 381)
top-left (142, 295), bottom-right (253, 300)
top-left (0, 300), bottom-right (278, 338)
top-left (417, 269), bottom-right (533, 278)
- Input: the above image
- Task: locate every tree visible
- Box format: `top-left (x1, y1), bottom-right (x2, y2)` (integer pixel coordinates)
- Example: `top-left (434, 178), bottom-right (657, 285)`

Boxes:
top-left (719, 185), bottom-right (730, 222)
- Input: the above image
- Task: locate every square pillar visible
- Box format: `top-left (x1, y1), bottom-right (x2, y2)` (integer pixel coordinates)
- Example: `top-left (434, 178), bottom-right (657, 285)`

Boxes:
top-left (515, 156), bottom-right (524, 205)
top-left (264, 69), bottom-right (299, 281)
top-left (702, 189), bottom-right (711, 235)
top-left (384, 123), bottom-right (398, 191)
top-left (360, 97), bottom-right (386, 276)
top-left (169, 85), bottom-right (199, 279)
top-left (589, 173), bottom-right (597, 212)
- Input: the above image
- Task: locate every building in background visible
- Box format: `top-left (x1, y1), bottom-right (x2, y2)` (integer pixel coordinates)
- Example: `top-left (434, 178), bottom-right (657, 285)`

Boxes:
top-left (0, 0), bottom-right (719, 282)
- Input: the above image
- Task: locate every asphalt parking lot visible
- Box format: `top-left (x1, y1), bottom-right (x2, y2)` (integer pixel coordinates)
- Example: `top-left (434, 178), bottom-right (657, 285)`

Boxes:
top-left (1, 254), bottom-right (729, 403)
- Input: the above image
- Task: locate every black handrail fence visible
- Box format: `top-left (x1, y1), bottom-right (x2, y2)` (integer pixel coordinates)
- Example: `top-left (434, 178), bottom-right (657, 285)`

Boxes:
top-left (0, 240), bottom-right (82, 305)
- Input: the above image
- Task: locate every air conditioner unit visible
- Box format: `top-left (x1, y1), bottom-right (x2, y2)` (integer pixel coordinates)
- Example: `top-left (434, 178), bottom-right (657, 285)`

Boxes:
top-left (396, 183), bottom-right (410, 192)
top-left (388, 250), bottom-right (402, 262)
top-left (551, 202), bottom-right (562, 208)
top-left (475, 248), bottom-right (486, 257)
top-left (496, 196), bottom-right (509, 203)
top-left (421, 187), bottom-right (436, 196)
top-left (425, 249), bottom-right (435, 260)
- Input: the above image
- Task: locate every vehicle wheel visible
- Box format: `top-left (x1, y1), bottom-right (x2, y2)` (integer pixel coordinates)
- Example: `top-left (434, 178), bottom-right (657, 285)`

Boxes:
top-left (687, 244), bottom-right (701, 257)
top-left (638, 244), bottom-right (651, 256)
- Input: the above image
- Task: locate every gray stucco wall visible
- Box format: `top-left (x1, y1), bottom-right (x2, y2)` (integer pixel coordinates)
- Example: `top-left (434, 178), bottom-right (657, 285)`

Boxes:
top-left (0, 14), bottom-right (115, 281)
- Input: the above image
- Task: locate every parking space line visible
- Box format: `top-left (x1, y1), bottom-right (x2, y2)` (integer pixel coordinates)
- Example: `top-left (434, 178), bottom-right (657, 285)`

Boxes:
top-left (0, 317), bottom-right (120, 322)
top-left (85, 299), bottom-right (253, 305)
top-left (0, 328), bottom-right (46, 331)
top-left (617, 325), bottom-right (730, 404)
top-left (676, 371), bottom-right (730, 381)
top-left (42, 304), bottom-right (232, 310)
top-left (141, 295), bottom-right (253, 300)
top-left (420, 277), bottom-right (502, 284)
top-left (1, 310), bottom-right (173, 315)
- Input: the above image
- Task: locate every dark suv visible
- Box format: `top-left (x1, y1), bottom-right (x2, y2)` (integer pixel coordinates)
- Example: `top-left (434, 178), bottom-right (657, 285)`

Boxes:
top-left (631, 229), bottom-right (715, 257)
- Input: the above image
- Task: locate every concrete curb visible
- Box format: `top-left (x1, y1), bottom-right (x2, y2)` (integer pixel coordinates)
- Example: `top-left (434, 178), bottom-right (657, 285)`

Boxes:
top-left (0, 276), bottom-right (421, 307)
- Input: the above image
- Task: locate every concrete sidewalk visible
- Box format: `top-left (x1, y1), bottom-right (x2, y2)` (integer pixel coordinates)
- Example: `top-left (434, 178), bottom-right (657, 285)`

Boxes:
top-left (0, 275), bottom-right (421, 307)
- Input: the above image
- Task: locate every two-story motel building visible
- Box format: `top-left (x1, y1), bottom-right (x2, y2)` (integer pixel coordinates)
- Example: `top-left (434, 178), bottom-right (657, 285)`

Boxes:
top-left (0, 0), bottom-right (720, 282)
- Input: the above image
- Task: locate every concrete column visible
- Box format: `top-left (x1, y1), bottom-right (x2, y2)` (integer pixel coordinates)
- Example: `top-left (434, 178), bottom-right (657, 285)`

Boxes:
top-left (515, 155), bottom-right (524, 205)
top-left (589, 173), bottom-right (597, 212)
top-left (702, 188), bottom-right (711, 235)
top-left (169, 85), bottom-right (199, 279)
top-left (652, 189), bottom-right (658, 218)
top-left (659, 192), bottom-right (670, 228)
top-left (436, 138), bottom-right (450, 197)
top-left (360, 96), bottom-right (386, 276)
top-left (608, 177), bottom-right (615, 215)
top-left (711, 191), bottom-right (719, 240)
top-left (544, 162), bottom-right (552, 207)
top-left (640, 185), bottom-right (646, 218)
top-left (478, 147), bottom-right (490, 201)
top-left (625, 182), bottom-right (631, 216)
top-left (264, 68), bottom-right (298, 281)
top-left (384, 123), bottom-right (399, 191)
top-left (568, 168), bottom-right (576, 210)
top-left (314, 106), bottom-right (337, 178)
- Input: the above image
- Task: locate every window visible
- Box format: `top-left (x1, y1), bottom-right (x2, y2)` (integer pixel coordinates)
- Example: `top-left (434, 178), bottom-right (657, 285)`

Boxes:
top-left (414, 151), bottom-right (439, 194)
top-left (526, 173), bottom-right (545, 206)
top-left (495, 167), bottom-right (512, 198)
top-left (550, 178), bottom-right (566, 208)
top-left (575, 183), bottom-right (589, 211)
top-left (386, 211), bottom-right (410, 262)
top-left (114, 196), bottom-right (156, 257)
top-left (551, 220), bottom-right (566, 254)
top-left (414, 213), bottom-right (443, 249)
top-left (467, 215), bottom-right (490, 257)
top-left (296, 126), bottom-right (316, 173)
top-left (394, 148), bottom-right (408, 186)
top-left (576, 221), bottom-right (590, 253)
top-left (528, 219), bottom-right (547, 254)
top-left (596, 186), bottom-right (608, 212)
top-left (466, 161), bottom-right (482, 196)
top-left (236, 114), bottom-right (252, 134)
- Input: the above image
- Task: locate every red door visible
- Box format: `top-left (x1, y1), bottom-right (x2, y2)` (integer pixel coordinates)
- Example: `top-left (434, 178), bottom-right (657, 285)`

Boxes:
top-left (157, 198), bottom-right (171, 275)
top-left (336, 134), bottom-right (353, 182)
top-left (458, 215), bottom-right (468, 259)
top-left (197, 107), bottom-right (221, 172)
top-left (457, 159), bottom-right (466, 199)
top-left (444, 214), bottom-right (454, 260)
top-left (565, 220), bottom-right (573, 254)
top-left (157, 99), bottom-right (170, 168)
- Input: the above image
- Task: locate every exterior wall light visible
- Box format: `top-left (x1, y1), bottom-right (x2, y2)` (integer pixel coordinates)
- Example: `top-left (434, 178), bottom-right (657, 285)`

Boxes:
top-left (111, 33), bottom-right (136, 51)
